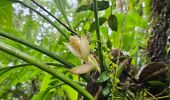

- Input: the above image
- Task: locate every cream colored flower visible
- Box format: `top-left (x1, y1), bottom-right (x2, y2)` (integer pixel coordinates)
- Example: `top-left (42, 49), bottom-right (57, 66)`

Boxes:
top-left (65, 35), bottom-right (90, 60)
top-left (65, 35), bottom-right (100, 74)
top-left (65, 36), bottom-right (81, 58)
top-left (68, 54), bottom-right (101, 74)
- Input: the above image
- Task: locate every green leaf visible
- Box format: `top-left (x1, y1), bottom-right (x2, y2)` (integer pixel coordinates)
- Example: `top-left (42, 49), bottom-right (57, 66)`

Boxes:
top-left (76, 5), bottom-right (89, 12)
top-left (31, 89), bottom-right (51, 100)
top-left (96, 71), bottom-right (109, 83)
top-left (0, 0), bottom-right (12, 30)
top-left (40, 73), bottom-right (53, 91)
top-left (89, 1), bottom-right (109, 11)
top-left (146, 81), bottom-right (167, 88)
top-left (89, 17), bottom-right (106, 32)
top-left (116, 61), bottom-right (125, 78)
top-left (108, 14), bottom-right (118, 31)
top-left (102, 86), bottom-right (111, 96)
top-left (146, 81), bottom-right (167, 94)
top-left (76, 1), bottom-right (109, 12)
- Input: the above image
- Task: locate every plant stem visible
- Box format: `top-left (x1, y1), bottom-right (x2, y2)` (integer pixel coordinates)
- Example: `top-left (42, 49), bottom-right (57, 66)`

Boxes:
top-left (15, 0), bottom-right (69, 40)
top-left (0, 42), bottom-right (94, 100)
top-left (30, 0), bottom-right (78, 36)
top-left (117, 1), bottom-right (128, 64)
top-left (93, 0), bottom-right (104, 71)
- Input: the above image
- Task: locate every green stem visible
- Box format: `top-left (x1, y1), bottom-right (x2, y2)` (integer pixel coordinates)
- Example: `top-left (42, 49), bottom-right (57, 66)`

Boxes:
top-left (117, 0), bottom-right (128, 64)
top-left (93, 0), bottom-right (104, 71)
top-left (0, 32), bottom-right (90, 81)
top-left (15, 0), bottom-right (69, 40)
top-left (0, 42), bottom-right (94, 100)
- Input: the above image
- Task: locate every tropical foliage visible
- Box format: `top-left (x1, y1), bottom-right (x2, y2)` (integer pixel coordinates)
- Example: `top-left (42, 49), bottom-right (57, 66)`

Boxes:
top-left (0, 0), bottom-right (170, 100)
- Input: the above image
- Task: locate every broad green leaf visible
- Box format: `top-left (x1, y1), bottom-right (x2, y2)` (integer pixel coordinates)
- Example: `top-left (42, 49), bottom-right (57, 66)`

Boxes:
top-left (89, 17), bottom-right (106, 32)
top-left (96, 71), bottom-right (109, 83)
top-left (0, 0), bottom-right (12, 31)
top-left (108, 14), bottom-right (118, 31)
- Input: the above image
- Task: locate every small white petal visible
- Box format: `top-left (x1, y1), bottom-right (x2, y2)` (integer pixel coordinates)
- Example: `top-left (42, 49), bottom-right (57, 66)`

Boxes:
top-left (68, 63), bottom-right (94, 75)
top-left (79, 35), bottom-right (90, 60)
top-left (64, 43), bottom-right (81, 58)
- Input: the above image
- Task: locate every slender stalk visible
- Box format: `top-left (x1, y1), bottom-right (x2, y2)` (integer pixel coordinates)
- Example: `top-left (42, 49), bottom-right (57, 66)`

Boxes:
top-left (30, 0), bottom-right (78, 36)
top-left (93, 0), bottom-right (104, 71)
top-left (116, 1), bottom-right (128, 64)
top-left (0, 32), bottom-right (90, 81)
top-left (15, 0), bottom-right (69, 40)
top-left (0, 42), bottom-right (94, 100)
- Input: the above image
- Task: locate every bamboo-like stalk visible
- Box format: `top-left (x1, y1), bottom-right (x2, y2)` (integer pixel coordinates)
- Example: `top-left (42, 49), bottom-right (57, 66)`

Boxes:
top-left (93, 0), bottom-right (104, 71)
top-left (0, 42), bottom-right (94, 100)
